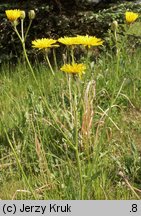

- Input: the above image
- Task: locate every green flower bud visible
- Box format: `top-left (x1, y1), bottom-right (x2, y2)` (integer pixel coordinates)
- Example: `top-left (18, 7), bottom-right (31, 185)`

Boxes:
top-left (28, 10), bottom-right (36, 20)
top-left (111, 20), bottom-right (118, 31)
top-left (20, 11), bottom-right (26, 19)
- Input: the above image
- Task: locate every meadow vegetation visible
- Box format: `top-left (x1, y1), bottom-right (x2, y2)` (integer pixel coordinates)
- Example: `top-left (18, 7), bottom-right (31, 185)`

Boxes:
top-left (0, 8), bottom-right (141, 200)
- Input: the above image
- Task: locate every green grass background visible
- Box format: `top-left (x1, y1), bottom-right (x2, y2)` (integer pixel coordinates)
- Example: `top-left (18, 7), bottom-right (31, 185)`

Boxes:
top-left (0, 21), bottom-right (141, 200)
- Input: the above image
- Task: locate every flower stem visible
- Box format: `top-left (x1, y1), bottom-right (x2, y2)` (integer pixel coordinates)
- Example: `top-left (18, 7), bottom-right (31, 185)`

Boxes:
top-left (71, 46), bottom-right (75, 63)
top-left (86, 46), bottom-right (90, 67)
top-left (14, 26), bottom-right (38, 86)
top-left (74, 94), bottom-right (84, 199)
top-left (68, 75), bottom-right (73, 124)
top-left (53, 48), bottom-right (58, 72)
top-left (114, 29), bottom-right (118, 56)
top-left (14, 26), bottom-right (22, 42)
top-left (75, 146), bottom-right (84, 199)
top-left (22, 42), bottom-right (39, 86)
top-left (21, 19), bottom-right (24, 42)
top-left (45, 51), bottom-right (55, 75)
top-left (25, 20), bottom-right (32, 41)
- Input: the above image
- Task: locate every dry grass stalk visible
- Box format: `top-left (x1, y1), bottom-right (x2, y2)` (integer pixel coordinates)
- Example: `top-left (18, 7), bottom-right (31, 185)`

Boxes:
top-left (81, 80), bottom-right (96, 142)
top-left (119, 171), bottom-right (140, 200)
top-left (12, 189), bottom-right (31, 200)
top-left (35, 133), bottom-right (54, 186)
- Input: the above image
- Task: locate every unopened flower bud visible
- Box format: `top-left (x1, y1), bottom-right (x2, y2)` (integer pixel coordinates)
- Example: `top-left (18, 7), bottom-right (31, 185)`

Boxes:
top-left (28, 10), bottom-right (35, 20)
top-left (20, 11), bottom-right (26, 19)
top-left (111, 20), bottom-right (118, 31)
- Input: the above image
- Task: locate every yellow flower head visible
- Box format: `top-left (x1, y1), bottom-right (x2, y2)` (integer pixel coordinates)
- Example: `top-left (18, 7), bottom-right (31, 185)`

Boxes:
top-left (58, 35), bottom-right (104, 47)
top-left (58, 36), bottom-right (82, 46)
top-left (125, 11), bottom-right (139, 24)
top-left (60, 63), bottom-right (86, 77)
top-left (5, 9), bottom-right (21, 22)
top-left (32, 38), bottom-right (59, 49)
top-left (76, 35), bottom-right (104, 47)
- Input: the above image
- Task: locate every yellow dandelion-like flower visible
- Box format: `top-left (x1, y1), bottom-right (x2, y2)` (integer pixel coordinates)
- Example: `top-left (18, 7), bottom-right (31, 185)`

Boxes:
top-left (32, 38), bottom-right (59, 49)
top-left (58, 35), bottom-right (104, 47)
top-left (76, 35), bottom-right (104, 47)
top-left (58, 36), bottom-right (82, 46)
top-left (125, 11), bottom-right (139, 24)
top-left (5, 9), bottom-right (21, 22)
top-left (60, 63), bottom-right (86, 77)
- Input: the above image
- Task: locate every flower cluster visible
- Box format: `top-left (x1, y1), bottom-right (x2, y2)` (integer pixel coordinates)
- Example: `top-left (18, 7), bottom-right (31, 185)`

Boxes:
top-left (5, 9), bottom-right (140, 77)
top-left (32, 35), bottom-right (104, 49)
top-left (58, 35), bottom-right (104, 47)
top-left (31, 35), bottom-right (103, 76)
top-left (5, 9), bottom-right (36, 22)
